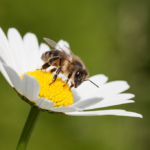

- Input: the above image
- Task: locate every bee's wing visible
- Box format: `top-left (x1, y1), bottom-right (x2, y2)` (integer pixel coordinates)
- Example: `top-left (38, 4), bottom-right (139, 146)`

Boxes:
top-left (44, 38), bottom-right (73, 64)
top-left (43, 38), bottom-right (57, 49)
top-left (56, 40), bottom-right (74, 58)
top-left (63, 44), bottom-right (74, 57)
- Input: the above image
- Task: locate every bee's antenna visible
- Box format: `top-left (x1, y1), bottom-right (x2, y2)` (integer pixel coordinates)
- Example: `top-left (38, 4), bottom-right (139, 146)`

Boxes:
top-left (84, 79), bottom-right (99, 88)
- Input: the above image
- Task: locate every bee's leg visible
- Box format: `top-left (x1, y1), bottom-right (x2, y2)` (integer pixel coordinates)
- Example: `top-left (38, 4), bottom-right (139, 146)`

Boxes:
top-left (50, 68), bottom-right (57, 73)
top-left (41, 62), bottom-right (50, 69)
top-left (49, 67), bottom-right (61, 85)
top-left (63, 72), bottom-right (73, 87)
top-left (69, 82), bottom-right (74, 90)
top-left (42, 57), bottom-right (60, 70)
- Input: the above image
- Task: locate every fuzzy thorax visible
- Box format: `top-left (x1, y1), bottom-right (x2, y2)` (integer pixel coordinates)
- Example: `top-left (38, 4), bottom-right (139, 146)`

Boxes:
top-left (20, 70), bottom-right (73, 107)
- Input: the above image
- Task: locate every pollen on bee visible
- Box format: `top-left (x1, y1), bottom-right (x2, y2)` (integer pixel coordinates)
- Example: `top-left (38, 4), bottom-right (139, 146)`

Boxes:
top-left (20, 69), bottom-right (73, 107)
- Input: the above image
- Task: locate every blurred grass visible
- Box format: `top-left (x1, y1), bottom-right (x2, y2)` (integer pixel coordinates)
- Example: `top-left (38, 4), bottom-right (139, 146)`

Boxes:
top-left (0, 0), bottom-right (149, 150)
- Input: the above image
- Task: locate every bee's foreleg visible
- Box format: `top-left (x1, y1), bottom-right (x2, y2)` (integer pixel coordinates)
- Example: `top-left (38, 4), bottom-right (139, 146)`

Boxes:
top-left (63, 72), bottom-right (73, 87)
top-left (69, 82), bottom-right (74, 91)
top-left (49, 67), bottom-right (61, 85)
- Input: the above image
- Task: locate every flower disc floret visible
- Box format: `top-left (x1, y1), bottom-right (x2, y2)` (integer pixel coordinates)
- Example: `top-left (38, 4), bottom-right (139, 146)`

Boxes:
top-left (21, 70), bottom-right (73, 107)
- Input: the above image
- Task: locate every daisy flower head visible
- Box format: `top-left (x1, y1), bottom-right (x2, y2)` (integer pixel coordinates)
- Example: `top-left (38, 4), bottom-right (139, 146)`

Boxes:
top-left (0, 27), bottom-right (142, 118)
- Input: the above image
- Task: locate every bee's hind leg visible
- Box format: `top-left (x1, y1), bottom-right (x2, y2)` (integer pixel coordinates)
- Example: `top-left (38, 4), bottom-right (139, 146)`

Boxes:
top-left (41, 57), bottom-right (60, 70)
top-left (41, 62), bottom-right (50, 70)
top-left (49, 67), bottom-right (61, 85)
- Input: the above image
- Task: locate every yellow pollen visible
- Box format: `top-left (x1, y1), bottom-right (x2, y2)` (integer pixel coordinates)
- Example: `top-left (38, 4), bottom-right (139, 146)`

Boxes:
top-left (20, 70), bottom-right (73, 107)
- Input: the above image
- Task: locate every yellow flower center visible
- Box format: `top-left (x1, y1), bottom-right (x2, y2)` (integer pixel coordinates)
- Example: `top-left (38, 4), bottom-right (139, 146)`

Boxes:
top-left (21, 70), bottom-right (73, 107)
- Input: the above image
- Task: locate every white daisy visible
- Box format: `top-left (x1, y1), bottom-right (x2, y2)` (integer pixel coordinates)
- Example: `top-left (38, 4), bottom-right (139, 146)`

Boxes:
top-left (0, 27), bottom-right (142, 118)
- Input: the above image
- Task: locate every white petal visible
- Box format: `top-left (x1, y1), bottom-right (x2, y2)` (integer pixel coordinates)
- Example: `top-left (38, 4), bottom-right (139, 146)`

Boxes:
top-left (98, 81), bottom-right (130, 96)
top-left (58, 73), bottom-right (67, 81)
top-left (75, 74), bottom-right (108, 93)
top-left (51, 106), bottom-right (78, 112)
top-left (56, 39), bottom-right (70, 55)
top-left (65, 109), bottom-right (142, 118)
top-left (37, 43), bottom-right (50, 69)
top-left (84, 93), bottom-right (135, 110)
top-left (7, 28), bottom-right (27, 75)
top-left (23, 33), bottom-right (39, 71)
top-left (39, 43), bottom-right (50, 55)
top-left (89, 74), bottom-right (108, 86)
top-left (22, 74), bottom-right (39, 101)
top-left (72, 74), bottom-right (108, 101)
top-left (3, 64), bottom-right (23, 94)
top-left (103, 93), bottom-right (135, 101)
top-left (57, 39), bottom-right (70, 48)
top-left (84, 100), bottom-right (134, 110)
top-left (0, 61), bottom-right (12, 86)
top-left (79, 81), bottom-right (130, 101)
top-left (36, 98), bottom-right (54, 110)
top-left (72, 98), bottom-right (103, 109)
top-left (66, 109), bottom-right (126, 116)
top-left (71, 90), bottom-right (81, 103)
top-left (36, 98), bottom-right (43, 106)
top-left (0, 28), bottom-right (18, 72)
top-left (116, 111), bottom-right (143, 118)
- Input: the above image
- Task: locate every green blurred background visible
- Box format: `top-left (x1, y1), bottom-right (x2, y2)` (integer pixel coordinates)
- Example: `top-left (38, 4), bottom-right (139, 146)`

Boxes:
top-left (0, 0), bottom-right (149, 149)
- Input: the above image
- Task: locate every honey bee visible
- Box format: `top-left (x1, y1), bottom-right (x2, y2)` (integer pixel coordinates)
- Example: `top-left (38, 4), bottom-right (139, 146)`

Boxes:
top-left (41, 38), bottom-right (99, 89)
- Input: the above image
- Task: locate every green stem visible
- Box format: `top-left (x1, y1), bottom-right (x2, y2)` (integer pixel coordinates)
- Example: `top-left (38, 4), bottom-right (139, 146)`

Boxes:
top-left (16, 106), bottom-right (41, 150)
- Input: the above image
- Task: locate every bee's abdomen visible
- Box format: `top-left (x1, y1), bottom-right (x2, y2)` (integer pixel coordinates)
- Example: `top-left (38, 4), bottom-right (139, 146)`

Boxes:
top-left (41, 50), bottom-right (60, 63)
top-left (41, 51), bottom-right (51, 62)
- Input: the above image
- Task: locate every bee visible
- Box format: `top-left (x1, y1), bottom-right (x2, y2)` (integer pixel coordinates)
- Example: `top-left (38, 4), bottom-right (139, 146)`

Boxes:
top-left (41, 38), bottom-right (99, 89)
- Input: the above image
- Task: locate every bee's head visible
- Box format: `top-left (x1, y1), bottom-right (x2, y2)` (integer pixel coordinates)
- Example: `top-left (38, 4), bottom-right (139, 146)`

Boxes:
top-left (74, 69), bottom-right (88, 88)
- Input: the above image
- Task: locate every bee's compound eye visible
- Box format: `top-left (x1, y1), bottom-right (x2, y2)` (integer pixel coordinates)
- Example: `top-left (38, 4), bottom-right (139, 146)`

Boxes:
top-left (75, 70), bottom-right (81, 78)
